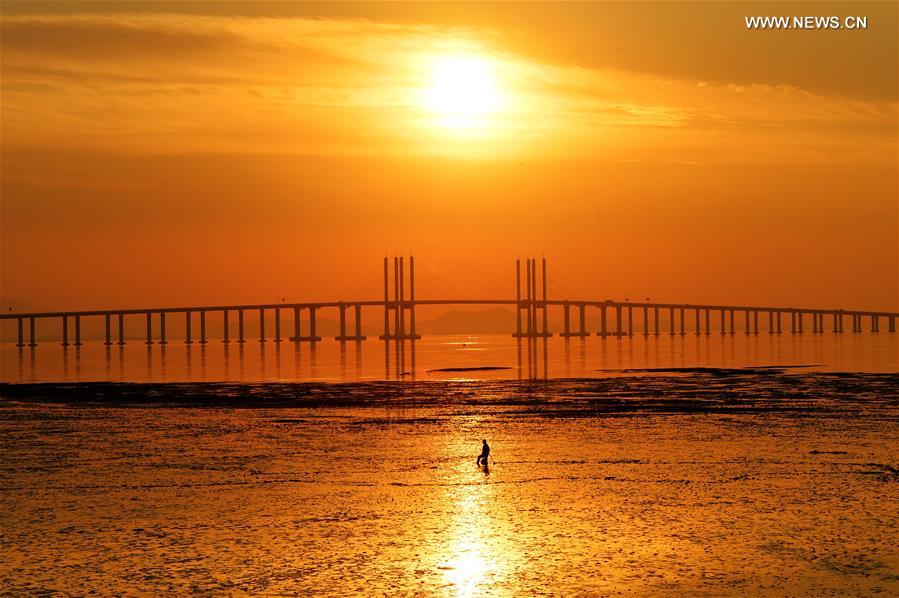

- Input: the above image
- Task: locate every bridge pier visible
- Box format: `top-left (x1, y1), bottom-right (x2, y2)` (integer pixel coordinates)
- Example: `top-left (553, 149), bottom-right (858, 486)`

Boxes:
top-left (776, 311), bottom-right (782, 335)
top-left (73, 316), bottom-right (81, 347)
top-left (627, 305), bottom-right (633, 337)
top-left (223, 310), bottom-right (230, 343)
top-left (600, 305), bottom-right (609, 337)
top-left (259, 308), bottom-right (265, 343)
top-left (729, 310), bottom-right (735, 335)
top-left (238, 310), bottom-right (245, 343)
top-left (118, 314), bottom-right (125, 345)
top-left (615, 305), bottom-right (623, 337)
top-left (201, 311), bottom-right (208, 344)
top-left (744, 310), bottom-right (750, 335)
top-left (145, 313), bottom-right (153, 345)
top-left (653, 307), bottom-right (659, 336)
top-left (768, 311), bottom-right (774, 334)
top-left (104, 314), bottom-right (112, 346)
top-left (562, 303), bottom-right (570, 336)
top-left (679, 308), bottom-right (685, 336)
top-left (29, 317), bottom-right (36, 347)
top-left (17, 318), bottom-right (25, 347)
top-left (889, 316), bottom-right (896, 333)
top-left (355, 305), bottom-right (366, 340)
top-left (338, 303), bottom-right (347, 340)
top-left (668, 307), bottom-right (675, 336)
top-left (719, 309), bottom-right (725, 335)
top-left (872, 315), bottom-right (879, 333)
top-left (515, 259), bottom-right (522, 337)
top-left (160, 312), bottom-right (167, 345)
top-left (310, 307), bottom-right (320, 341)
top-left (185, 311), bottom-right (192, 344)
top-left (642, 306), bottom-right (649, 336)
top-left (704, 310), bottom-right (710, 336)
top-left (695, 308), bottom-right (701, 336)
top-left (62, 316), bottom-right (68, 347)
top-left (833, 310), bottom-right (840, 334)
top-left (753, 311), bottom-right (759, 334)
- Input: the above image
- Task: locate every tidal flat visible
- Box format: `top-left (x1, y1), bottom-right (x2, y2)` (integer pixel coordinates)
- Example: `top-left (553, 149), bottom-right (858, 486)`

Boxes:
top-left (2, 373), bottom-right (898, 595)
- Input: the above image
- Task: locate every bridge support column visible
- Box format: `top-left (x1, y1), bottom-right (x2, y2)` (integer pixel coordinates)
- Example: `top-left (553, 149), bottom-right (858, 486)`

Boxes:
top-left (729, 310), bottom-right (735, 335)
top-left (200, 311), bottom-right (207, 344)
top-left (145, 313), bottom-right (153, 345)
top-left (74, 316), bottom-right (81, 346)
top-left (238, 310), bottom-right (245, 343)
top-left (274, 308), bottom-right (281, 343)
top-left (259, 308), bottom-right (265, 343)
top-left (337, 303), bottom-right (348, 341)
top-left (562, 303), bottom-right (570, 337)
top-left (643, 306), bottom-right (649, 336)
top-left (679, 308), bottom-right (685, 336)
top-left (719, 309), bottom-right (725, 335)
top-left (600, 305), bottom-right (608, 337)
top-left (790, 312), bottom-right (796, 334)
top-left (409, 256), bottom-right (417, 340)
top-left (17, 318), bottom-right (25, 348)
top-left (160, 312), bottom-right (167, 345)
top-left (223, 310), bottom-right (230, 343)
top-left (354, 305), bottom-right (366, 340)
top-left (753, 311), bottom-right (759, 334)
top-left (118, 314), bottom-right (125, 345)
top-left (627, 306), bottom-right (633, 337)
top-left (515, 259), bottom-right (522, 338)
top-left (293, 307), bottom-right (300, 343)
top-left (872, 315), bottom-right (878, 333)
top-left (833, 310), bottom-right (840, 334)
top-left (62, 316), bottom-right (69, 346)
top-left (704, 310), bottom-right (710, 336)
top-left (185, 311), bottom-right (192, 344)
top-left (580, 304), bottom-right (587, 336)
top-left (615, 305), bottom-right (623, 337)
top-left (29, 317), bottom-right (36, 347)
top-left (104, 314), bottom-right (112, 346)
top-left (653, 307), bottom-right (659, 336)
top-left (768, 311), bottom-right (773, 334)
top-left (394, 257), bottom-right (400, 340)
top-left (695, 308), bottom-right (701, 336)
top-left (744, 310), bottom-right (750, 335)
top-left (669, 307), bottom-right (675, 336)
top-left (776, 312), bottom-right (782, 335)
top-left (384, 257), bottom-right (390, 340)
top-left (309, 307), bottom-right (320, 341)
top-left (798, 312), bottom-right (803, 334)
top-left (888, 316), bottom-right (896, 333)
top-left (541, 257), bottom-right (550, 337)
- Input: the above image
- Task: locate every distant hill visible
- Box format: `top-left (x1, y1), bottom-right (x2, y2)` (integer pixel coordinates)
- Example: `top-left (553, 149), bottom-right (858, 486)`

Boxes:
top-left (417, 307), bottom-right (515, 334)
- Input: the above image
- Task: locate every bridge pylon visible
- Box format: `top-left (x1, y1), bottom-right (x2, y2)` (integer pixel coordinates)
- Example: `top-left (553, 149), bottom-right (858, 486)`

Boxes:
top-left (379, 254), bottom-right (420, 341)
top-left (514, 257), bottom-right (552, 338)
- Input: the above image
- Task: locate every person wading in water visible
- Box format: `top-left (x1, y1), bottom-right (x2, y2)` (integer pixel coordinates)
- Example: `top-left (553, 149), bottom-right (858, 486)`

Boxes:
top-left (476, 439), bottom-right (490, 467)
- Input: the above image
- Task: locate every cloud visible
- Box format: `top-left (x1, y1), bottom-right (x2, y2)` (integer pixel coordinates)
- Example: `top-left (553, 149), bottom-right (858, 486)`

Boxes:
top-left (0, 13), bottom-right (894, 162)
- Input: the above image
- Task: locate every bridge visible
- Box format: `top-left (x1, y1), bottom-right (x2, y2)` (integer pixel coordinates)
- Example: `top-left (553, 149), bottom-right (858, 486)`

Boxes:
top-left (2, 257), bottom-right (897, 347)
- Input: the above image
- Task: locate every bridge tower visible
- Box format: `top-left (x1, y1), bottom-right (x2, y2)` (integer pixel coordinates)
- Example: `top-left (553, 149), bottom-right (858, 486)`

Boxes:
top-left (379, 254), bottom-right (420, 341)
top-left (514, 257), bottom-right (552, 338)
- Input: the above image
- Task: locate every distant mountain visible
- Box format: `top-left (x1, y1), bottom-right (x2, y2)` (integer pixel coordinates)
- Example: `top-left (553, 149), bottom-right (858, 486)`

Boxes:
top-left (417, 307), bottom-right (516, 334)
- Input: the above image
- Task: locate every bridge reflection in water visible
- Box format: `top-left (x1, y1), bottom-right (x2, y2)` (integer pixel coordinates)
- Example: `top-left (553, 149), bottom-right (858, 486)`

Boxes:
top-left (5, 330), bottom-right (898, 384)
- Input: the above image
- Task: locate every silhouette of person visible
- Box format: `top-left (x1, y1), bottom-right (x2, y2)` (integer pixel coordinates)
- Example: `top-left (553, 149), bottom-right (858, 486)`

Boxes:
top-left (476, 439), bottom-right (490, 467)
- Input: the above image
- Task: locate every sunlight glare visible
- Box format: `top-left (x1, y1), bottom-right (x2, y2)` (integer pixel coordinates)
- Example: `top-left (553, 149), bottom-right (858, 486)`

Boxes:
top-left (422, 54), bottom-right (503, 130)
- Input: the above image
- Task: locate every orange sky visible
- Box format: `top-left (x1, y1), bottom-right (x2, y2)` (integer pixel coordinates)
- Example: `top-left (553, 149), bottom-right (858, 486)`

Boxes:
top-left (1, 1), bottom-right (897, 313)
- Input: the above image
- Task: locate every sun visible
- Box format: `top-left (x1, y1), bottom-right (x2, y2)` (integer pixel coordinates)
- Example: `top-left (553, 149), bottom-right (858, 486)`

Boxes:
top-left (421, 54), bottom-right (503, 130)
